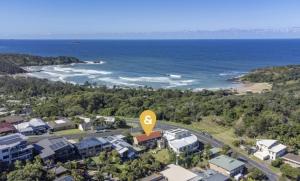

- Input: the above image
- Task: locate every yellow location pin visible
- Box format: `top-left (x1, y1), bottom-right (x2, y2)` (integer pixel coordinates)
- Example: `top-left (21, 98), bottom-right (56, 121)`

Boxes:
top-left (139, 110), bottom-right (157, 136)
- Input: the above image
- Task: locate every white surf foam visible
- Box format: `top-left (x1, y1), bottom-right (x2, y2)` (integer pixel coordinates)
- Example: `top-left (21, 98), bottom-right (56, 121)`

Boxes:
top-left (219, 71), bottom-right (247, 77)
top-left (168, 74), bottom-right (182, 79)
top-left (97, 77), bottom-right (142, 87)
top-left (85, 61), bottom-right (106, 64)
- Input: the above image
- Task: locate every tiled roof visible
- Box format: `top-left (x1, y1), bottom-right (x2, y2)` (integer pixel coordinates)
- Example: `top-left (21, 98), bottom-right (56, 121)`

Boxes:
top-left (0, 116), bottom-right (25, 124)
top-left (0, 122), bottom-right (16, 133)
top-left (135, 131), bottom-right (162, 143)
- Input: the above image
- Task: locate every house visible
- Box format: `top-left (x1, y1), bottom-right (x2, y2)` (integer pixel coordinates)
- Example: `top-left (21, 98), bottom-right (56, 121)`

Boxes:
top-left (54, 175), bottom-right (74, 181)
top-left (34, 137), bottom-right (75, 161)
top-left (75, 137), bottom-right (112, 158)
top-left (209, 147), bottom-right (221, 158)
top-left (49, 166), bottom-right (69, 178)
top-left (254, 139), bottom-right (287, 160)
top-left (96, 116), bottom-right (115, 125)
top-left (0, 133), bottom-right (33, 165)
top-left (0, 122), bottom-right (17, 135)
top-left (133, 131), bottom-right (162, 149)
top-left (0, 115), bottom-right (26, 125)
top-left (208, 155), bottom-right (245, 177)
top-left (77, 117), bottom-right (92, 131)
top-left (140, 173), bottom-right (167, 181)
top-left (105, 135), bottom-right (136, 159)
top-left (48, 118), bottom-right (76, 132)
top-left (282, 153), bottom-right (300, 168)
top-left (163, 129), bottom-right (199, 154)
top-left (14, 118), bottom-right (48, 135)
top-left (192, 169), bottom-right (229, 181)
top-left (160, 164), bottom-right (198, 181)
top-left (94, 116), bottom-right (115, 130)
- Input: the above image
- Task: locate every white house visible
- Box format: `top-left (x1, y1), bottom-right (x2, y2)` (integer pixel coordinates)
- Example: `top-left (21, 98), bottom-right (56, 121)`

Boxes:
top-left (254, 139), bottom-right (287, 160)
top-left (163, 129), bottom-right (199, 154)
top-left (78, 117), bottom-right (92, 131)
top-left (14, 118), bottom-right (48, 135)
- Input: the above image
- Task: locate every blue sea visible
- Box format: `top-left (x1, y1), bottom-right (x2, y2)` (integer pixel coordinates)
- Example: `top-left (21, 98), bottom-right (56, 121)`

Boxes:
top-left (0, 39), bottom-right (300, 89)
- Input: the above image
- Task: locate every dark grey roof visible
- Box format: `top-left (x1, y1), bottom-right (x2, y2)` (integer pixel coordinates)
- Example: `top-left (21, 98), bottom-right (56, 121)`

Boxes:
top-left (0, 133), bottom-right (26, 149)
top-left (205, 173), bottom-right (229, 181)
top-left (34, 137), bottom-right (74, 159)
top-left (54, 175), bottom-right (74, 181)
top-left (75, 137), bottom-right (109, 150)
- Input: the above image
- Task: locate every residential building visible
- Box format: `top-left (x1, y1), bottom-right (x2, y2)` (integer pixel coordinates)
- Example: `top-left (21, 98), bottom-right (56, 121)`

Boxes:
top-left (0, 133), bottom-right (33, 165)
top-left (163, 129), bottom-right (199, 154)
top-left (105, 135), bottom-right (136, 159)
top-left (0, 122), bottom-right (17, 135)
top-left (133, 130), bottom-right (162, 148)
top-left (209, 147), bottom-right (221, 158)
top-left (282, 153), bottom-right (300, 168)
top-left (77, 117), bottom-right (92, 131)
top-left (160, 164), bottom-right (198, 181)
top-left (254, 139), bottom-right (287, 160)
top-left (0, 115), bottom-right (26, 125)
top-left (96, 116), bottom-right (115, 124)
top-left (208, 155), bottom-right (245, 177)
top-left (49, 166), bottom-right (69, 178)
top-left (54, 175), bottom-right (74, 181)
top-left (48, 118), bottom-right (76, 132)
top-left (94, 116), bottom-right (115, 130)
top-left (75, 137), bottom-right (112, 158)
top-left (192, 169), bottom-right (229, 181)
top-left (14, 118), bottom-right (48, 135)
top-left (34, 137), bottom-right (75, 161)
top-left (140, 173), bottom-right (167, 181)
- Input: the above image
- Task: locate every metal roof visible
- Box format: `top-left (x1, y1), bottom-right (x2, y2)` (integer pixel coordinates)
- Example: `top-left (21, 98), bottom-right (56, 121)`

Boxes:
top-left (0, 133), bottom-right (27, 149)
top-left (209, 155), bottom-right (245, 172)
top-left (75, 137), bottom-right (109, 150)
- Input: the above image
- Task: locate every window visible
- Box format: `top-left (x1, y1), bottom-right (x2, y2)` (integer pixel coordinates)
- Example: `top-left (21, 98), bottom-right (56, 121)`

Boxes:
top-left (2, 149), bottom-right (9, 153)
top-left (3, 155), bottom-right (9, 159)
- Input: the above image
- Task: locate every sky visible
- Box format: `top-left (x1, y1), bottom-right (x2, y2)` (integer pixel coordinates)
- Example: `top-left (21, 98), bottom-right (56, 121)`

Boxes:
top-left (0, 0), bottom-right (300, 39)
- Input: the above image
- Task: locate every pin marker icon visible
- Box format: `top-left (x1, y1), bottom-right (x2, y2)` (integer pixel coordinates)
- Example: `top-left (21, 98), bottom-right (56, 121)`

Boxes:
top-left (140, 110), bottom-right (157, 136)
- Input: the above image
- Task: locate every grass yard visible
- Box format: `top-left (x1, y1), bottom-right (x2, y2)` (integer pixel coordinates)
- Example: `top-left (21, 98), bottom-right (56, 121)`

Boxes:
top-left (54, 128), bottom-right (84, 136)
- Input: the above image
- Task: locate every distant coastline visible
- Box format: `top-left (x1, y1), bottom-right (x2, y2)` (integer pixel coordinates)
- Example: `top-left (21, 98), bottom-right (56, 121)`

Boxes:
top-left (1, 39), bottom-right (300, 89)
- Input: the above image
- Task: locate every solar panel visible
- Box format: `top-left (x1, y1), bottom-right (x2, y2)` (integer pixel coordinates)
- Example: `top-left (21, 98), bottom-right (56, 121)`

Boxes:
top-left (0, 134), bottom-right (23, 145)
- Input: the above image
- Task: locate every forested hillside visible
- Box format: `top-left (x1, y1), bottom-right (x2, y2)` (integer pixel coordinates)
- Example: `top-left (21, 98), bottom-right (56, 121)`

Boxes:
top-left (0, 64), bottom-right (299, 150)
top-left (0, 53), bottom-right (83, 66)
top-left (0, 53), bottom-right (83, 74)
top-left (0, 61), bottom-right (26, 74)
top-left (241, 65), bottom-right (300, 83)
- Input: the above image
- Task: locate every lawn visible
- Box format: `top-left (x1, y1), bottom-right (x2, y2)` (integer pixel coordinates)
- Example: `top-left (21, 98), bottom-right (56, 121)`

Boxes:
top-left (54, 128), bottom-right (84, 136)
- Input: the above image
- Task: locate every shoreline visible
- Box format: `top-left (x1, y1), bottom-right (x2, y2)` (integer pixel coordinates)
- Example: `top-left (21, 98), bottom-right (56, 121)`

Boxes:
top-left (9, 70), bottom-right (272, 94)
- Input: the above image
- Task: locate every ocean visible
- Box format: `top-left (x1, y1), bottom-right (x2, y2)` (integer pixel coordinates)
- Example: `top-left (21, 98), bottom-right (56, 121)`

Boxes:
top-left (0, 39), bottom-right (300, 89)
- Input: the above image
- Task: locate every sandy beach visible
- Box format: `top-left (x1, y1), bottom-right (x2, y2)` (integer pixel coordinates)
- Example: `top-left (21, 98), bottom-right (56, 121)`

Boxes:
top-left (233, 82), bottom-right (272, 95)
